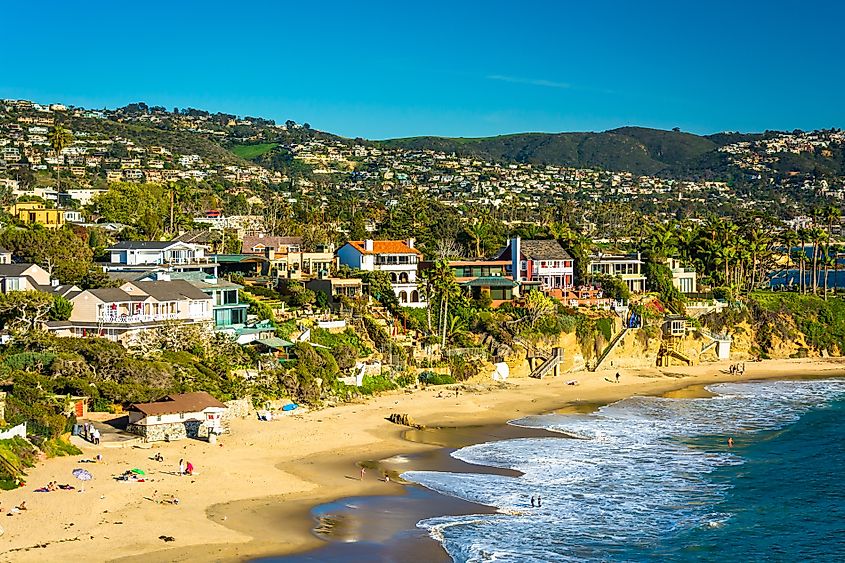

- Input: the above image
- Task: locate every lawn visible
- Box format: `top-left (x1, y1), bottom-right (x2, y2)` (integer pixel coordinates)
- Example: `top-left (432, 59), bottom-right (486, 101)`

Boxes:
top-left (230, 143), bottom-right (278, 159)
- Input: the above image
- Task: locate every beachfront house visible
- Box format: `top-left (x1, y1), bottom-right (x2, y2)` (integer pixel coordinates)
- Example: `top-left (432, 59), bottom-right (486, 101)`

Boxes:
top-left (496, 237), bottom-right (575, 296)
top-left (588, 252), bottom-right (648, 294)
top-left (421, 259), bottom-right (518, 306)
top-left (127, 391), bottom-right (228, 441)
top-left (337, 239), bottom-right (425, 307)
top-left (667, 257), bottom-right (698, 294)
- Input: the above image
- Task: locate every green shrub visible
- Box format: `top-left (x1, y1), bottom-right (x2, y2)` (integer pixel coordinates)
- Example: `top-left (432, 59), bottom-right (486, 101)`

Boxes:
top-left (418, 371), bottom-right (456, 385)
top-left (360, 374), bottom-right (397, 395)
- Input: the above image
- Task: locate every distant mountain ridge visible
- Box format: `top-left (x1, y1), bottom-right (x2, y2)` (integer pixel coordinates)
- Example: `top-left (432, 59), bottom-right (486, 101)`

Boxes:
top-left (379, 127), bottom-right (764, 177)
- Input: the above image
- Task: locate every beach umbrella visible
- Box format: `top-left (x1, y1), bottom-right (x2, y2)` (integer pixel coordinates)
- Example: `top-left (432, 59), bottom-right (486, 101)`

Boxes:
top-left (72, 468), bottom-right (92, 481)
top-left (130, 468), bottom-right (145, 475)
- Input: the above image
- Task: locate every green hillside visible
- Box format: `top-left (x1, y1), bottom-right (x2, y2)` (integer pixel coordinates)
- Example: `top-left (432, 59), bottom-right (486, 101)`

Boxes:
top-left (380, 127), bottom-right (729, 176)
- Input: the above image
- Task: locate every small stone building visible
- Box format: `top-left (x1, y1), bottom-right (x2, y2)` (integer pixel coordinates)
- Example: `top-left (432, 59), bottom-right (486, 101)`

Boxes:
top-left (127, 392), bottom-right (228, 442)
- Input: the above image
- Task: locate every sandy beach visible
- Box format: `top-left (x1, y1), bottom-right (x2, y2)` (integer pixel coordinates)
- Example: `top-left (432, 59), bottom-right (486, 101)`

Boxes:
top-left (1, 357), bottom-right (844, 563)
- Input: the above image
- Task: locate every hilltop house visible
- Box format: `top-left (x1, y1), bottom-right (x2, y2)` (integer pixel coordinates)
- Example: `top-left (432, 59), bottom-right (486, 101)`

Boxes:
top-left (43, 279), bottom-right (213, 346)
top-left (242, 235), bottom-right (336, 280)
top-left (6, 202), bottom-right (65, 228)
top-left (337, 239), bottom-right (425, 307)
top-left (589, 253), bottom-right (648, 293)
top-left (496, 237), bottom-right (575, 295)
top-left (127, 391), bottom-right (228, 441)
top-left (0, 263), bottom-right (79, 296)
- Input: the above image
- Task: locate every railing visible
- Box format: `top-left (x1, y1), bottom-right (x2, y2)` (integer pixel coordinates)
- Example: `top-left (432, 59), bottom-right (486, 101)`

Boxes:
top-left (698, 328), bottom-right (731, 342)
top-left (98, 312), bottom-right (180, 324)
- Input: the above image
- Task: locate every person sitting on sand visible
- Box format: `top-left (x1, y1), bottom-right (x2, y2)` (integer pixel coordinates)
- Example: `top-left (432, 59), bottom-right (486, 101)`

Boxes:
top-left (153, 452), bottom-right (164, 463)
top-left (185, 461), bottom-right (194, 476)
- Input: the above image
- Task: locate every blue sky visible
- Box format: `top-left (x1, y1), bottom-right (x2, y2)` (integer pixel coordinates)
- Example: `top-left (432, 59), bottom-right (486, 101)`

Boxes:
top-left (2, 0), bottom-right (843, 138)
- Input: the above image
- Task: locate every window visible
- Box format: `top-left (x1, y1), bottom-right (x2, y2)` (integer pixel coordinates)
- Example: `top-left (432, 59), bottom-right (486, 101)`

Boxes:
top-left (180, 413), bottom-right (185, 420)
top-left (156, 415), bottom-right (162, 422)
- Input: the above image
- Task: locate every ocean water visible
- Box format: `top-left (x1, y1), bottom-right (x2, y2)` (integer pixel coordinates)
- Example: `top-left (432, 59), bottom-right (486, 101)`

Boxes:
top-left (403, 378), bottom-right (845, 562)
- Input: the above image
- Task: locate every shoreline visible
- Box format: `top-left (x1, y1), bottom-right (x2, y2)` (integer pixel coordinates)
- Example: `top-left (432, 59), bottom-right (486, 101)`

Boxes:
top-left (1, 358), bottom-right (844, 562)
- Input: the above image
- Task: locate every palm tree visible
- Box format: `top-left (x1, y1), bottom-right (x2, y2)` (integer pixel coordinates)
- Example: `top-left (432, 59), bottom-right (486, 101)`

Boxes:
top-left (797, 228), bottom-right (810, 294)
top-left (48, 125), bottom-right (73, 193)
top-left (780, 229), bottom-right (800, 289)
top-left (465, 218), bottom-right (489, 258)
top-left (810, 227), bottom-right (826, 295)
top-left (822, 249), bottom-right (836, 300)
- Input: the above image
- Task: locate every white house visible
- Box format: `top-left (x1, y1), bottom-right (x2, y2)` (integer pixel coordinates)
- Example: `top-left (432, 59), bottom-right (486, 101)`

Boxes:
top-left (589, 253), bottom-right (648, 293)
top-left (105, 240), bottom-right (213, 270)
top-left (667, 257), bottom-right (697, 294)
top-left (337, 239), bottom-right (425, 307)
top-left (127, 392), bottom-right (228, 441)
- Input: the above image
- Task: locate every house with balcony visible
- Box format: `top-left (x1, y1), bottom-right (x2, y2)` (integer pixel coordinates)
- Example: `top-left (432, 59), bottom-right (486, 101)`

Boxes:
top-left (589, 252), bottom-right (648, 293)
top-left (496, 238), bottom-right (575, 296)
top-left (667, 257), bottom-right (697, 294)
top-left (104, 240), bottom-right (218, 276)
top-left (43, 280), bottom-right (213, 346)
top-left (421, 259), bottom-right (518, 306)
top-left (336, 239), bottom-right (425, 307)
top-left (305, 276), bottom-right (364, 308)
top-left (242, 235), bottom-right (336, 280)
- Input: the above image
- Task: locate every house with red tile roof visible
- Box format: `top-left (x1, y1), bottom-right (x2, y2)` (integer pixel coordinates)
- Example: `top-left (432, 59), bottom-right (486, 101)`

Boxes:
top-left (336, 239), bottom-right (425, 307)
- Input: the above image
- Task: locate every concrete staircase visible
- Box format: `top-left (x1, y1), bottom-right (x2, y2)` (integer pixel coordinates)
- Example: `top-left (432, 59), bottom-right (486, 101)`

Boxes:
top-left (590, 327), bottom-right (630, 372)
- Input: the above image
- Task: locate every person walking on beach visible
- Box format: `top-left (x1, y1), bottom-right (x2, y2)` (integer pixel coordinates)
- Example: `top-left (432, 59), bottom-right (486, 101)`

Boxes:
top-left (92, 428), bottom-right (100, 445)
top-left (360, 466), bottom-right (366, 480)
top-left (615, 372), bottom-right (620, 383)
top-left (179, 459), bottom-right (186, 476)
top-left (531, 496), bottom-right (535, 508)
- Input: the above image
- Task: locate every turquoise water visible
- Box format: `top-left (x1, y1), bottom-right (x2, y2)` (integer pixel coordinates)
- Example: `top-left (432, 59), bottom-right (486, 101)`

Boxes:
top-left (404, 378), bottom-right (845, 562)
top-left (663, 397), bottom-right (845, 562)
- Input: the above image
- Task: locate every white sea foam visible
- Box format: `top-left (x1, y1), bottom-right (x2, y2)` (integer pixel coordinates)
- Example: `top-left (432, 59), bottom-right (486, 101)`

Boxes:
top-left (402, 378), bottom-right (845, 563)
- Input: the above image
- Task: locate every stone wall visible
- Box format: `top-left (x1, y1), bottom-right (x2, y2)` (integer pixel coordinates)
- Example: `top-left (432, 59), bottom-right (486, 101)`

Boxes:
top-left (223, 399), bottom-right (252, 420)
top-left (128, 419), bottom-right (228, 442)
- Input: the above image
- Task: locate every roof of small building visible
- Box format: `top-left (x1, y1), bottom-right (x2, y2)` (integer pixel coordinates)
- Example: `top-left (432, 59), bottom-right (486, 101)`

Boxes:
top-left (255, 337), bottom-right (295, 350)
top-left (210, 253), bottom-right (269, 263)
top-left (84, 287), bottom-right (146, 303)
top-left (345, 240), bottom-right (421, 256)
top-left (460, 276), bottom-right (518, 288)
top-left (129, 391), bottom-right (227, 416)
top-left (124, 280), bottom-right (213, 301)
top-left (107, 241), bottom-right (184, 250)
top-left (241, 235), bottom-right (302, 253)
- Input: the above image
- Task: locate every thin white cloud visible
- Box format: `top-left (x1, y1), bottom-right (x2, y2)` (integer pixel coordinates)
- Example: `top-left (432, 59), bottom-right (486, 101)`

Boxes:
top-left (487, 74), bottom-right (570, 89)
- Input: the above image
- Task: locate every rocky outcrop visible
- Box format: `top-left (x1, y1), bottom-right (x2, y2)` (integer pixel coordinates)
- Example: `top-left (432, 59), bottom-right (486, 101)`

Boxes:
top-left (386, 413), bottom-right (424, 429)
